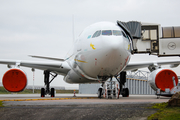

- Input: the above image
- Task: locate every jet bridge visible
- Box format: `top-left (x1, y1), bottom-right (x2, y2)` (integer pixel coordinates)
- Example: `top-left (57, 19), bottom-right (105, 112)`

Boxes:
top-left (117, 21), bottom-right (180, 57)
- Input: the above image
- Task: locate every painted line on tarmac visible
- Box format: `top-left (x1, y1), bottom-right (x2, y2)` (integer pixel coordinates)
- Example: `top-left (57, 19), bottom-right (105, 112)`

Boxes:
top-left (0, 97), bottom-right (98, 101)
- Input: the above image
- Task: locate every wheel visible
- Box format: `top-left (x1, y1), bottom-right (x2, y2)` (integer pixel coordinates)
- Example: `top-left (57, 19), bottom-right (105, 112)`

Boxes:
top-left (125, 88), bottom-right (129, 97)
top-left (41, 88), bottom-right (45, 97)
top-left (51, 88), bottom-right (55, 97)
top-left (98, 88), bottom-right (102, 98)
top-left (113, 89), bottom-right (116, 97)
top-left (122, 88), bottom-right (129, 97)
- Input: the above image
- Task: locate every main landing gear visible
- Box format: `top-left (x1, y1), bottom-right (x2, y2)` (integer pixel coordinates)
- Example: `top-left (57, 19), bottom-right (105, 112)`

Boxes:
top-left (41, 70), bottom-right (57, 97)
top-left (115, 71), bottom-right (129, 98)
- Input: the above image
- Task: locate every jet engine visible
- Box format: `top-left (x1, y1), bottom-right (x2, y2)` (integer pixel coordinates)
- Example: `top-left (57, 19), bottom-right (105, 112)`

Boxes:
top-left (2, 68), bottom-right (28, 92)
top-left (148, 68), bottom-right (178, 92)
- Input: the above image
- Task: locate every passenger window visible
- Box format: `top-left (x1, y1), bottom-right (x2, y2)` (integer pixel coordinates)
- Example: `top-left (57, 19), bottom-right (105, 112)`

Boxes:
top-left (102, 30), bottom-right (112, 35)
top-left (113, 30), bottom-right (122, 36)
top-left (92, 30), bottom-right (101, 38)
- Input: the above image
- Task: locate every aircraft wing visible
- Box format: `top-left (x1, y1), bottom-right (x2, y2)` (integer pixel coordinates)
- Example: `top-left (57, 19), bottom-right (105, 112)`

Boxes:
top-left (0, 59), bottom-right (71, 75)
top-left (125, 60), bottom-right (180, 71)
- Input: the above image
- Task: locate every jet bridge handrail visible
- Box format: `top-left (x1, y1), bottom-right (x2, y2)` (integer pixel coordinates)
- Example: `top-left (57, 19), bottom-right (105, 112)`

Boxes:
top-left (126, 70), bottom-right (150, 80)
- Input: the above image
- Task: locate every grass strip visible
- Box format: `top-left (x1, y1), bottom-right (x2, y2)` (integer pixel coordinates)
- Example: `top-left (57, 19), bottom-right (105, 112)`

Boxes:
top-left (0, 101), bottom-right (4, 107)
top-left (148, 102), bottom-right (180, 120)
top-left (0, 87), bottom-right (78, 94)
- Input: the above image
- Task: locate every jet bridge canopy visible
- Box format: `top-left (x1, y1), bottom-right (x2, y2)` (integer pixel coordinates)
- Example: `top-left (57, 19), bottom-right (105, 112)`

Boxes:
top-left (117, 21), bottom-right (141, 39)
top-left (117, 21), bottom-right (180, 57)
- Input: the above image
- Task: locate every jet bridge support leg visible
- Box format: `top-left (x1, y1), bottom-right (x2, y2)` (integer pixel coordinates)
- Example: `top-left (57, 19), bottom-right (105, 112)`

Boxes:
top-left (115, 71), bottom-right (129, 98)
top-left (41, 70), bottom-right (57, 97)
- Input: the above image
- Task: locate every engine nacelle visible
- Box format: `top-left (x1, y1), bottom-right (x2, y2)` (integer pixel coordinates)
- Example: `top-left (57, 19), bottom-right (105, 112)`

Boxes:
top-left (2, 68), bottom-right (28, 92)
top-left (148, 68), bottom-right (178, 92)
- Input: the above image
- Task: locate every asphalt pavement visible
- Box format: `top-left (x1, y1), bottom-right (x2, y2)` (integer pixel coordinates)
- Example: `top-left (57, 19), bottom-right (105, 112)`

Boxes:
top-left (0, 94), bottom-right (170, 120)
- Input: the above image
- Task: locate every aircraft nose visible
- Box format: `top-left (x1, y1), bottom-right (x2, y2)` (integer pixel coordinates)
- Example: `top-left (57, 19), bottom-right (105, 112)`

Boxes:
top-left (96, 37), bottom-right (130, 76)
top-left (106, 37), bottom-right (124, 53)
top-left (110, 40), bottom-right (122, 50)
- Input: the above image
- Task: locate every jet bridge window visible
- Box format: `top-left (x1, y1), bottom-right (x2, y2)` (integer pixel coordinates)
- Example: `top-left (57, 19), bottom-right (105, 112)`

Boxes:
top-left (102, 30), bottom-right (112, 35)
top-left (162, 27), bottom-right (173, 38)
top-left (141, 26), bottom-right (158, 40)
top-left (162, 27), bottom-right (180, 38)
top-left (142, 30), bottom-right (157, 40)
top-left (92, 30), bottom-right (101, 38)
top-left (174, 27), bottom-right (180, 37)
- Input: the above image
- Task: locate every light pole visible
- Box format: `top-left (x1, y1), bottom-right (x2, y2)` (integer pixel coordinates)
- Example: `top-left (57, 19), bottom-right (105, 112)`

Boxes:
top-left (32, 68), bottom-right (35, 93)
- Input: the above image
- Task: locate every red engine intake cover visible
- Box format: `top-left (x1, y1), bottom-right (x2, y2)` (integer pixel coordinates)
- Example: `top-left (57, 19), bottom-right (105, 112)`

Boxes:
top-left (2, 68), bottom-right (27, 92)
top-left (155, 69), bottom-right (178, 92)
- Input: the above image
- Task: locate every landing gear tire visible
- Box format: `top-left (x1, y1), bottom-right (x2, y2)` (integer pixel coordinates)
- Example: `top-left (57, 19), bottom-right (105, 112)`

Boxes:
top-left (51, 88), bottom-right (55, 97)
top-left (41, 88), bottom-right (45, 97)
top-left (98, 88), bottom-right (102, 98)
top-left (122, 88), bottom-right (129, 97)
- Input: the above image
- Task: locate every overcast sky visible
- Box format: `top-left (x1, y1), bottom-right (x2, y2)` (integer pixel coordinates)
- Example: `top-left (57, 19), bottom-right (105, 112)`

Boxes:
top-left (0, 0), bottom-right (180, 89)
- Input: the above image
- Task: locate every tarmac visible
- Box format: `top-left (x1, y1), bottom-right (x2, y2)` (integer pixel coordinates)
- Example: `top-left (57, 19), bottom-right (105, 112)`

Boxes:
top-left (0, 94), bottom-right (170, 120)
top-left (0, 94), bottom-right (170, 105)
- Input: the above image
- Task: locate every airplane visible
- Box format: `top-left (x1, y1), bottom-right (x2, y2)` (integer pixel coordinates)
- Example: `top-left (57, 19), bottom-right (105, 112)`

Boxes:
top-left (0, 21), bottom-right (179, 98)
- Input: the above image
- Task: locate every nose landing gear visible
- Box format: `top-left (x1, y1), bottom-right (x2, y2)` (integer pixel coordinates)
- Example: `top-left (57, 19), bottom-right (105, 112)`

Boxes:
top-left (97, 71), bottom-right (129, 99)
top-left (98, 81), bottom-right (104, 98)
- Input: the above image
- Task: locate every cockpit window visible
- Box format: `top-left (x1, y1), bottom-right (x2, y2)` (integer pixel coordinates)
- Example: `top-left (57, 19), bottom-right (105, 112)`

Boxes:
top-left (92, 30), bottom-right (123, 38)
top-left (102, 30), bottom-right (112, 35)
top-left (92, 30), bottom-right (101, 38)
top-left (113, 30), bottom-right (122, 36)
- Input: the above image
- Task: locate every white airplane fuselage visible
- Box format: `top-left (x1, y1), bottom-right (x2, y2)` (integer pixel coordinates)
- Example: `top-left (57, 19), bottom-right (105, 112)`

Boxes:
top-left (64, 22), bottom-right (131, 83)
